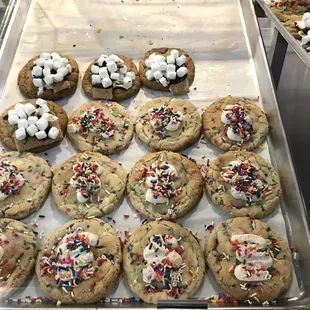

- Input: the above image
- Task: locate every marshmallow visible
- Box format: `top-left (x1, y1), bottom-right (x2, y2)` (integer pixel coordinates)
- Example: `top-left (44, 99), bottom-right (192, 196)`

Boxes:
top-left (145, 59), bottom-right (152, 68)
top-left (159, 77), bottom-right (168, 87)
top-left (171, 49), bottom-right (179, 59)
top-left (91, 75), bottom-right (101, 85)
top-left (8, 109), bottom-right (17, 117)
top-left (176, 55), bottom-right (187, 66)
top-left (15, 127), bottom-right (26, 140)
top-left (53, 73), bottom-right (64, 82)
top-left (15, 103), bottom-right (24, 109)
top-left (43, 68), bottom-right (51, 76)
top-left (99, 67), bottom-right (109, 79)
top-left (38, 87), bottom-right (44, 95)
top-left (155, 55), bottom-right (166, 63)
top-left (146, 70), bottom-right (153, 81)
top-left (32, 66), bottom-right (43, 77)
top-left (18, 119), bottom-right (28, 128)
top-left (60, 58), bottom-right (69, 66)
top-left (48, 127), bottom-right (59, 139)
top-left (149, 53), bottom-right (157, 61)
top-left (26, 124), bottom-right (38, 137)
top-left (38, 104), bottom-right (50, 115)
top-left (118, 73), bottom-right (125, 81)
top-left (41, 113), bottom-right (52, 121)
top-left (123, 77), bottom-right (132, 89)
top-left (113, 55), bottom-right (124, 63)
top-left (36, 117), bottom-right (48, 131)
top-left (40, 52), bottom-right (51, 60)
top-left (151, 63), bottom-right (159, 73)
top-left (33, 78), bottom-right (44, 88)
top-left (34, 58), bottom-right (45, 67)
top-left (120, 65), bottom-right (127, 74)
top-left (159, 62), bottom-right (167, 71)
top-left (126, 72), bottom-right (135, 80)
top-left (98, 55), bottom-right (106, 66)
top-left (105, 55), bottom-right (114, 63)
top-left (51, 52), bottom-right (61, 61)
top-left (66, 64), bottom-right (72, 73)
top-left (36, 98), bottom-right (47, 106)
top-left (35, 130), bottom-right (47, 140)
top-left (91, 65), bottom-right (100, 74)
top-left (167, 55), bottom-right (175, 64)
top-left (177, 67), bottom-right (188, 78)
top-left (44, 59), bottom-right (54, 70)
top-left (53, 61), bottom-right (61, 71)
top-left (44, 75), bottom-right (54, 85)
top-left (8, 115), bottom-right (19, 125)
top-left (167, 64), bottom-right (176, 72)
top-left (102, 77), bottom-right (113, 88)
top-left (23, 103), bottom-right (36, 115)
top-left (111, 72), bottom-right (119, 80)
top-left (167, 71), bottom-right (177, 80)
top-left (16, 108), bottom-right (27, 119)
top-left (107, 61), bottom-right (117, 72)
top-left (153, 70), bottom-right (163, 80)
top-left (28, 116), bottom-right (38, 125)
top-left (57, 67), bottom-right (68, 76)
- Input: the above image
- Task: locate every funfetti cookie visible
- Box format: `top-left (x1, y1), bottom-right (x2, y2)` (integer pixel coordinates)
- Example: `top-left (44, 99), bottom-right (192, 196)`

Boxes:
top-left (67, 101), bottom-right (134, 155)
top-left (205, 151), bottom-right (281, 218)
top-left (0, 152), bottom-right (52, 219)
top-left (0, 219), bottom-right (37, 297)
top-left (135, 97), bottom-right (202, 152)
top-left (139, 47), bottom-right (195, 95)
top-left (205, 217), bottom-right (293, 302)
top-left (0, 99), bottom-right (68, 153)
top-left (127, 151), bottom-right (203, 220)
top-left (18, 52), bottom-right (79, 100)
top-left (82, 54), bottom-right (141, 101)
top-left (52, 152), bottom-right (127, 218)
top-left (123, 220), bottom-right (205, 304)
top-left (36, 218), bottom-right (122, 304)
top-left (202, 96), bottom-right (269, 151)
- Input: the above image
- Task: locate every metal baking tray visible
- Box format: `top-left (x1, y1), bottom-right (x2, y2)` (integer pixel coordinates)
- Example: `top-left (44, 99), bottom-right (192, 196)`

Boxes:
top-left (0, 0), bottom-right (310, 309)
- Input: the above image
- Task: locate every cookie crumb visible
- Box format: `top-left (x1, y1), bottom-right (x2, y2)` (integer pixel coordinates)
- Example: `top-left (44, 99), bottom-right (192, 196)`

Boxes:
top-left (96, 28), bottom-right (102, 33)
top-left (119, 35), bottom-right (124, 39)
top-left (148, 40), bottom-right (153, 45)
top-left (73, 44), bottom-right (76, 47)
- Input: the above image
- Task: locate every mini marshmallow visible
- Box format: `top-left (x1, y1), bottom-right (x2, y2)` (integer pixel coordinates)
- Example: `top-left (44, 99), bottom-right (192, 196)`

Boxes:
top-left (36, 98), bottom-right (47, 106)
top-left (91, 75), bottom-right (101, 85)
top-left (177, 67), bottom-right (188, 78)
top-left (91, 65), bottom-right (100, 74)
top-left (23, 103), bottom-right (36, 115)
top-left (38, 87), bottom-right (44, 95)
top-left (102, 77), bottom-right (113, 88)
top-left (44, 59), bottom-right (54, 70)
top-left (33, 78), bottom-right (44, 88)
top-left (149, 53), bottom-right (157, 61)
top-left (8, 115), bottom-right (19, 125)
top-left (28, 116), bottom-right (38, 125)
top-left (36, 117), bottom-right (48, 131)
top-left (38, 104), bottom-right (50, 115)
top-left (159, 62), bottom-right (167, 71)
top-left (44, 75), bottom-right (54, 85)
top-left (41, 113), bottom-right (52, 121)
top-left (146, 70), bottom-right (153, 81)
top-left (15, 103), bottom-right (24, 109)
top-left (166, 64), bottom-right (176, 72)
top-left (8, 110), bottom-right (17, 117)
top-left (26, 124), bottom-right (38, 137)
top-left (16, 108), bottom-right (27, 119)
top-left (167, 71), bottom-right (177, 80)
top-left (171, 49), bottom-right (179, 59)
top-left (111, 72), bottom-right (120, 80)
top-left (60, 58), bottom-right (69, 67)
top-left (153, 70), bottom-right (163, 80)
top-left (99, 67), bottom-right (109, 79)
top-left (159, 77), bottom-right (168, 87)
top-left (98, 55), bottom-right (106, 66)
top-left (34, 58), bottom-right (45, 67)
top-left (51, 52), bottom-right (61, 61)
top-left (126, 72), bottom-right (135, 80)
top-left (113, 55), bottom-right (124, 63)
top-left (35, 130), bottom-right (47, 140)
top-left (15, 127), bottom-right (26, 140)
top-left (166, 55), bottom-right (175, 64)
top-left (48, 127), bottom-right (59, 139)
top-left (32, 66), bottom-right (43, 77)
top-left (66, 64), bottom-right (72, 73)
top-left (107, 61), bottom-right (117, 73)
top-left (123, 77), bottom-right (132, 89)
top-left (118, 73), bottom-right (125, 81)
top-left (18, 119), bottom-right (28, 129)
top-left (43, 68), bottom-right (51, 76)
top-left (53, 61), bottom-right (60, 71)
top-left (145, 59), bottom-right (152, 68)
top-left (40, 52), bottom-right (51, 60)
top-left (105, 55), bottom-right (114, 63)
top-left (57, 67), bottom-right (68, 76)
top-left (120, 65), bottom-right (127, 74)
top-left (155, 55), bottom-right (166, 63)
top-left (176, 55), bottom-right (187, 66)
top-left (151, 63), bottom-right (159, 73)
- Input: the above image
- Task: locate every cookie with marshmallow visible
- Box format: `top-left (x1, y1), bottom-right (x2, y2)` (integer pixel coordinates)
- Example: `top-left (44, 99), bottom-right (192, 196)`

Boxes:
top-left (82, 54), bottom-right (141, 101)
top-left (139, 47), bottom-right (195, 95)
top-left (0, 99), bottom-right (68, 152)
top-left (18, 53), bottom-right (79, 100)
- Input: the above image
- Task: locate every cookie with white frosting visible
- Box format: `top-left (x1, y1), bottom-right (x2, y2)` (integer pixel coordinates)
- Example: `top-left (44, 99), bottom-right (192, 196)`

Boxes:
top-left (52, 152), bottom-right (127, 218)
top-left (123, 220), bottom-right (205, 304)
top-left (82, 54), bottom-right (141, 101)
top-left (0, 99), bottom-right (68, 153)
top-left (135, 98), bottom-right (202, 151)
top-left (205, 151), bottom-right (281, 218)
top-left (127, 151), bottom-right (203, 220)
top-left (202, 96), bottom-right (269, 151)
top-left (0, 152), bottom-right (52, 219)
top-left (0, 218), bottom-right (37, 297)
top-left (18, 52), bottom-right (79, 101)
top-left (205, 217), bottom-right (292, 302)
top-left (139, 47), bottom-right (195, 95)
top-left (36, 218), bottom-right (122, 304)
top-left (67, 101), bottom-right (134, 155)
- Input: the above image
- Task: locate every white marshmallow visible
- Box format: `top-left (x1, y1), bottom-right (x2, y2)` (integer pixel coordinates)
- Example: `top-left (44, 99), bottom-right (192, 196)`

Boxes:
top-left (159, 62), bottom-right (167, 71)
top-left (176, 55), bottom-right (187, 66)
top-left (167, 64), bottom-right (176, 72)
top-left (14, 103), bottom-right (24, 109)
top-left (43, 68), bottom-right (51, 76)
top-left (44, 75), bottom-right (54, 85)
top-left (171, 49), bottom-right (179, 59)
top-left (36, 117), bottom-right (48, 131)
top-left (38, 104), bottom-right (50, 115)
top-left (38, 87), bottom-right (44, 95)
top-left (105, 55), bottom-right (114, 63)
top-left (32, 66), bottom-right (43, 77)
top-left (91, 75), bottom-right (101, 85)
top-left (111, 72), bottom-right (119, 80)
top-left (23, 103), bottom-right (36, 115)
top-left (145, 59), bottom-right (152, 68)
top-left (8, 115), bottom-right (19, 125)
top-left (8, 110), bottom-right (17, 117)
top-left (53, 61), bottom-right (61, 70)
top-left (44, 59), bottom-right (54, 70)
top-left (26, 124), bottom-right (38, 137)
top-left (153, 70), bottom-right (163, 80)
top-left (36, 98), bottom-right (47, 106)
top-left (51, 52), bottom-right (61, 61)
top-left (102, 77), bottom-right (112, 88)
top-left (35, 130), bottom-right (47, 140)
top-left (48, 127), bottom-right (59, 139)
top-left (107, 61), bottom-right (117, 72)
top-left (60, 58), bottom-right (69, 67)
top-left (118, 73), bottom-right (125, 81)
top-left (149, 53), bottom-right (157, 61)
top-left (155, 55), bottom-right (166, 63)
top-left (98, 55), bottom-right (106, 66)
top-left (66, 64), bottom-right (72, 73)
top-left (167, 71), bottom-right (177, 80)
top-left (167, 55), bottom-right (175, 64)
top-left (33, 78), bottom-right (44, 88)
top-left (53, 73), bottom-right (64, 82)
top-left (151, 63), bottom-right (159, 73)
top-left (15, 127), bottom-right (26, 140)
top-left (91, 65), bottom-right (100, 74)
top-left (177, 67), bottom-right (188, 78)
top-left (28, 116), bottom-right (38, 125)
top-left (126, 72), bottom-right (135, 80)
top-left (120, 65), bottom-right (127, 74)
top-left (16, 108), bottom-right (27, 119)
top-left (99, 67), bottom-right (109, 79)
top-left (113, 55), bottom-right (124, 63)
top-left (159, 77), bottom-right (168, 87)
top-left (57, 67), bottom-right (68, 76)
top-left (40, 52), bottom-right (51, 60)
top-left (41, 113), bottom-right (52, 121)
top-left (146, 70), bottom-right (153, 81)
top-left (18, 119), bottom-right (28, 129)
top-left (123, 77), bottom-right (132, 89)
top-left (34, 58), bottom-right (45, 67)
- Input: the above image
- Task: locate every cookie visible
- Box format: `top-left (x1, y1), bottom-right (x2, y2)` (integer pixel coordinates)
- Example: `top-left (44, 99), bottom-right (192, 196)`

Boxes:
top-left (202, 96), bottom-right (269, 151)
top-left (0, 99), bottom-right (68, 153)
top-left (82, 54), bottom-right (141, 101)
top-left (205, 217), bottom-right (292, 302)
top-left (18, 52), bottom-right (79, 101)
top-left (52, 152), bottom-right (127, 218)
top-left (205, 151), bottom-right (281, 218)
top-left (127, 151), bottom-right (203, 220)
top-left (36, 218), bottom-right (122, 304)
top-left (139, 48), bottom-right (195, 95)
top-left (0, 152), bottom-right (52, 219)
top-left (135, 98), bottom-right (202, 151)
top-left (123, 220), bottom-right (205, 304)
top-left (67, 101), bottom-right (134, 155)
